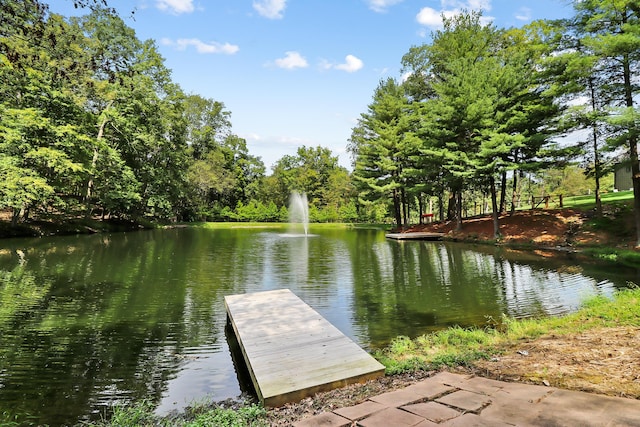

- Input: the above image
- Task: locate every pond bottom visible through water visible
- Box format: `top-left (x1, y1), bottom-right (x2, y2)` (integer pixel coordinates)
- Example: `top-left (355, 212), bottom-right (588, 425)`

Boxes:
top-left (0, 227), bottom-right (637, 426)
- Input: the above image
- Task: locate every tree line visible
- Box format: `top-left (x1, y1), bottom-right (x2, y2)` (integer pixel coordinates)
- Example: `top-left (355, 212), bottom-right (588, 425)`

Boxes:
top-left (0, 0), bottom-right (360, 226)
top-left (1, 1), bottom-right (638, 240)
top-left (349, 1), bottom-right (640, 243)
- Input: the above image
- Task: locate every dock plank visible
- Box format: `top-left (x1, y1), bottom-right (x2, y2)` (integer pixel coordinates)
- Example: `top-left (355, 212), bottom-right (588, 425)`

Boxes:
top-left (224, 289), bottom-right (385, 406)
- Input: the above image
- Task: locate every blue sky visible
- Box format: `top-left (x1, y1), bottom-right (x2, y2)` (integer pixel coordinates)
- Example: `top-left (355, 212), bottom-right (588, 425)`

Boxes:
top-left (51, 0), bottom-right (575, 171)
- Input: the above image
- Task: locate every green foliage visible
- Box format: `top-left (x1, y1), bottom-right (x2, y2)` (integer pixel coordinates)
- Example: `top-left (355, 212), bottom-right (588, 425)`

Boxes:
top-left (0, 155), bottom-right (55, 222)
top-left (352, 10), bottom-right (564, 230)
top-left (583, 248), bottom-right (640, 268)
top-left (1, 2), bottom-right (268, 225)
top-left (88, 400), bottom-right (267, 427)
top-left (349, 77), bottom-right (415, 228)
top-left (105, 400), bottom-right (157, 427)
top-left (377, 327), bottom-right (496, 374)
top-left (1, 0), bottom-right (638, 229)
top-left (184, 404), bottom-right (267, 427)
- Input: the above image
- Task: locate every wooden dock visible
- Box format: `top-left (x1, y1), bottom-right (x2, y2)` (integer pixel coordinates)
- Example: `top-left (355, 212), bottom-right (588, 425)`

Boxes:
top-left (386, 232), bottom-right (445, 240)
top-left (224, 289), bottom-right (385, 407)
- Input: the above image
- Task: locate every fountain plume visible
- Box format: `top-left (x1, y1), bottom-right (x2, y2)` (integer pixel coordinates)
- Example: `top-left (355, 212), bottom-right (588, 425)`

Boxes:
top-left (288, 192), bottom-right (309, 235)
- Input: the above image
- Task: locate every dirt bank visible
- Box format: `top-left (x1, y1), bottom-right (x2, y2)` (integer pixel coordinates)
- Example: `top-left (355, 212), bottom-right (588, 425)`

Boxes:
top-left (405, 208), bottom-right (635, 249)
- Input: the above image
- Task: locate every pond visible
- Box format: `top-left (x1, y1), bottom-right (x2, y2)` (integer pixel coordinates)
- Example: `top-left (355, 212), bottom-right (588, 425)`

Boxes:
top-left (0, 226), bottom-right (637, 425)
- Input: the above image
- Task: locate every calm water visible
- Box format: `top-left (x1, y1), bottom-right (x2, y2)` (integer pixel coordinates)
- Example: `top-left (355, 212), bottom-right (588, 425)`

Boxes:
top-left (0, 227), bottom-right (637, 425)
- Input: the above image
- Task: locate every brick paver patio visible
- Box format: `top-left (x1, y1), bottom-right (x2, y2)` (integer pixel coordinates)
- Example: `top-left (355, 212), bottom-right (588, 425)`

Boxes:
top-left (292, 372), bottom-right (640, 426)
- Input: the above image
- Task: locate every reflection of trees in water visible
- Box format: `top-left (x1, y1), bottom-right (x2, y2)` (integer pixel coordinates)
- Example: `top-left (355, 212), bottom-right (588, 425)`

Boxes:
top-left (348, 236), bottom-right (622, 349)
top-left (0, 231), bottom-right (197, 425)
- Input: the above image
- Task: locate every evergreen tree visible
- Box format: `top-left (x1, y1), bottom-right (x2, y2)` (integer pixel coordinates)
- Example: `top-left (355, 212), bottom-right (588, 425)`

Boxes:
top-left (570, 0), bottom-right (640, 242)
top-left (349, 78), bottom-right (415, 228)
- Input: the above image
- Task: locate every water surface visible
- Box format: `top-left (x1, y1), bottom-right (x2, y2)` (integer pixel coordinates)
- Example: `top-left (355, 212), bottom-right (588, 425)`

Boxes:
top-left (0, 227), bottom-right (636, 425)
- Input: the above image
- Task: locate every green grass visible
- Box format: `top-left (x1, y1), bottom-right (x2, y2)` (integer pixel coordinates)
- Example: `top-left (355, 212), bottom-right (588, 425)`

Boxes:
top-left (187, 221), bottom-right (285, 229)
top-left (87, 400), bottom-right (268, 427)
top-left (105, 400), bottom-right (157, 427)
top-left (183, 221), bottom-right (390, 232)
top-left (562, 190), bottom-right (634, 209)
top-left (582, 247), bottom-right (640, 267)
top-left (376, 286), bottom-right (640, 374)
top-left (183, 404), bottom-right (267, 427)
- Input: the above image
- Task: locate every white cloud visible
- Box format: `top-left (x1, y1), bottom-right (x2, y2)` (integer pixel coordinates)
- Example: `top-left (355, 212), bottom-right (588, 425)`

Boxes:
top-left (515, 7), bottom-right (532, 21)
top-left (243, 133), bottom-right (263, 142)
top-left (416, 7), bottom-right (445, 28)
top-left (276, 136), bottom-right (313, 146)
top-left (274, 51), bottom-right (308, 69)
top-left (335, 55), bottom-right (364, 73)
top-left (253, 0), bottom-right (287, 19)
top-left (156, 0), bottom-right (194, 14)
top-left (321, 55), bottom-right (364, 72)
top-left (161, 38), bottom-right (239, 55)
top-left (416, 0), bottom-right (493, 30)
top-left (442, 0), bottom-right (491, 10)
top-left (366, 0), bottom-right (404, 13)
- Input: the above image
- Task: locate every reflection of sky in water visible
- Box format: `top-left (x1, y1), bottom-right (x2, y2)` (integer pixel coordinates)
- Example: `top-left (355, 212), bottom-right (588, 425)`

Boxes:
top-left (156, 350), bottom-right (238, 415)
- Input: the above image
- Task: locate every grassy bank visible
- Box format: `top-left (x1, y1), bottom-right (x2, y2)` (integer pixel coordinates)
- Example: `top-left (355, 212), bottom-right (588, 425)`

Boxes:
top-left (376, 286), bottom-right (640, 374)
top-left (186, 222), bottom-right (389, 231)
top-left (88, 286), bottom-right (640, 427)
top-left (84, 400), bottom-right (268, 427)
top-left (562, 190), bottom-right (633, 209)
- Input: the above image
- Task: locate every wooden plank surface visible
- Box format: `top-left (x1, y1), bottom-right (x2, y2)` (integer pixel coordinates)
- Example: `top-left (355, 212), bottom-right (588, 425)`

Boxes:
top-left (386, 232), bottom-right (445, 240)
top-left (224, 289), bottom-right (385, 407)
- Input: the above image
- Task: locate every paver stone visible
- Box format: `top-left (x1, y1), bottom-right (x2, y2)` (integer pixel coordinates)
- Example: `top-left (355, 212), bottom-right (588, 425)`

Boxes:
top-left (368, 388), bottom-right (425, 407)
top-left (293, 411), bottom-right (351, 427)
top-left (429, 371), bottom-right (472, 388)
top-left (456, 376), bottom-right (505, 396)
top-left (402, 401), bottom-right (462, 423)
top-left (435, 390), bottom-right (491, 413)
top-left (356, 407), bottom-right (426, 427)
top-left (333, 400), bottom-right (386, 421)
top-left (405, 378), bottom-right (456, 400)
top-left (440, 413), bottom-right (512, 426)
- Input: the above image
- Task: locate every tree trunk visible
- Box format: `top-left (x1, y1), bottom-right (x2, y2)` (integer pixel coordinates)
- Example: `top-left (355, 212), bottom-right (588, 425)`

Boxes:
top-left (447, 191), bottom-right (455, 221)
top-left (11, 208), bottom-right (20, 227)
top-left (499, 171), bottom-right (507, 213)
top-left (455, 190), bottom-right (463, 231)
top-left (589, 78), bottom-right (603, 218)
top-left (393, 188), bottom-right (402, 229)
top-left (401, 188), bottom-right (408, 227)
top-left (490, 176), bottom-right (500, 239)
top-left (510, 170), bottom-right (519, 216)
top-left (85, 105), bottom-right (111, 218)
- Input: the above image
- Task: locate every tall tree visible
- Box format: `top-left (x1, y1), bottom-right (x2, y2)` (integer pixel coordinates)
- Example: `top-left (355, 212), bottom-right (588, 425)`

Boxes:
top-left (183, 94), bottom-right (232, 160)
top-left (271, 145), bottom-right (341, 208)
top-left (571, 0), bottom-right (640, 242)
top-left (410, 12), bottom-right (503, 232)
top-left (75, 8), bottom-right (190, 220)
top-left (401, 13), bottom-right (566, 236)
top-left (349, 78), bottom-right (414, 229)
top-left (0, 2), bottom-right (89, 221)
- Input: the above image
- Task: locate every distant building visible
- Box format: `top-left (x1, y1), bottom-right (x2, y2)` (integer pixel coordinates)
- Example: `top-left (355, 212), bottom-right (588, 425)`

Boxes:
top-left (614, 161), bottom-right (637, 191)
